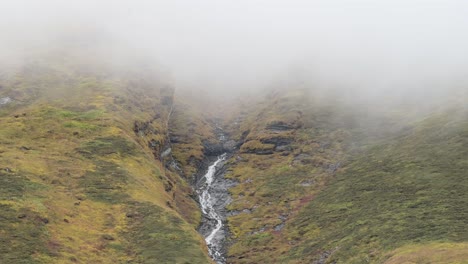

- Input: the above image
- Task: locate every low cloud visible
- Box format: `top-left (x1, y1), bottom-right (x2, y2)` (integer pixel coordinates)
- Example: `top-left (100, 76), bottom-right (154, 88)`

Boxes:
top-left (1, 0), bottom-right (467, 105)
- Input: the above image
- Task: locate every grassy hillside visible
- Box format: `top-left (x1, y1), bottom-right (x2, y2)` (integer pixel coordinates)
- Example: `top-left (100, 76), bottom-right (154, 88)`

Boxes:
top-left (287, 108), bottom-right (468, 263)
top-left (222, 89), bottom-right (352, 263)
top-left (222, 88), bottom-right (468, 263)
top-left (0, 56), bottom-right (211, 263)
top-left (1, 52), bottom-right (466, 264)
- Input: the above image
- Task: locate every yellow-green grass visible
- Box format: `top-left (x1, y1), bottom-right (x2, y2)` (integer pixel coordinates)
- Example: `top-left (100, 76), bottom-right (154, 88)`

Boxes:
top-left (168, 98), bottom-right (218, 178)
top-left (222, 88), bottom-right (468, 263)
top-left (0, 59), bottom-right (211, 263)
top-left (384, 242), bottom-right (468, 264)
top-left (223, 89), bottom-right (350, 263)
top-left (285, 110), bottom-right (468, 263)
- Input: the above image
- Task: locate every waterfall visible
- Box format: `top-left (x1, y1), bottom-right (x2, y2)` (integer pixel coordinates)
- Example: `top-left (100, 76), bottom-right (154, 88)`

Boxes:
top-left (198, 153), bottom-right (227, 263)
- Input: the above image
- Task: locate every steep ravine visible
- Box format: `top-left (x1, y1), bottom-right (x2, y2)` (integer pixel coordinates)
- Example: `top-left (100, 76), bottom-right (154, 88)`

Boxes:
top-left (195, 130), bottom-right (238, 264)
top-left (165, 103), bottom-right (239, 263)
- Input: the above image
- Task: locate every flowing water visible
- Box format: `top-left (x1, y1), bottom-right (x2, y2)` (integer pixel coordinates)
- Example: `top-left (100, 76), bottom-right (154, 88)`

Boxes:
top-left (198, 153), bottom-right (227, 263)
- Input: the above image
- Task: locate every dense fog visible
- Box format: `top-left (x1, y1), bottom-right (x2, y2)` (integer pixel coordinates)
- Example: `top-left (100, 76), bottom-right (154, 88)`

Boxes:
top-left (1, 0), bottom-right (467, 105)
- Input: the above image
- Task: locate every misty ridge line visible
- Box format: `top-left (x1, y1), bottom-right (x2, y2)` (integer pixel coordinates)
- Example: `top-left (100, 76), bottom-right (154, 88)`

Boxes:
top-left (0, 0), bottom-right (466, 108)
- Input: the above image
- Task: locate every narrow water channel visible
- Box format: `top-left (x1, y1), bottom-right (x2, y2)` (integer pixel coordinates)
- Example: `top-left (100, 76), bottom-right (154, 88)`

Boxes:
top-left (198, 153), bottom-right (227, 264)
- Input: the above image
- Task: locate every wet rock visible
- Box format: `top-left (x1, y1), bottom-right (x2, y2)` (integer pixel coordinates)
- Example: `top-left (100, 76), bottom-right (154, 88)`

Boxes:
top-left (196, 153), bottom-right (238, 264)
top-left (203, 142), bottom-right (225, 156)
top-left (223, 140), bottom-right (238, 152)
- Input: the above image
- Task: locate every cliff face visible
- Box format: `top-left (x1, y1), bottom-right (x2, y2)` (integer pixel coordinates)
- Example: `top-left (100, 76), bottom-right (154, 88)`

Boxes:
top-left (0, 56), bottom-right (212, 263)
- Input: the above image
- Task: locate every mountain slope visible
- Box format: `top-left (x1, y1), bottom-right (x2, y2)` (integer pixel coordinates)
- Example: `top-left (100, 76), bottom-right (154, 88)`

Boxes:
top-left (287, 107), bottom-right (468, 263)
top-left (220, 89), bottom-right (468, 263)
top-left (0, 56), bottom-right (211, 263)
top-left (1, 52), bottom-right (466, 264)
top-left (221, 89), bottom-right (351, 263)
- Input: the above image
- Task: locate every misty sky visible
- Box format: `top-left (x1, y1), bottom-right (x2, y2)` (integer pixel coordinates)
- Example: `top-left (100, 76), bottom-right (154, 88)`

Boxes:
top-left (1, 0), bottom-right (468, 100)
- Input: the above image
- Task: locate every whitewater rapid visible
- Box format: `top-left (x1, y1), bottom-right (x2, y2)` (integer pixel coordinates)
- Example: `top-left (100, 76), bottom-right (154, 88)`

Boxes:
top-left (198, 154), bottom-right (227, 263)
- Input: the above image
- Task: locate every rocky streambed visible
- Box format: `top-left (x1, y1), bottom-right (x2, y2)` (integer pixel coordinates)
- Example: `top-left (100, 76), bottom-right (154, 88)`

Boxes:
top-left (196, 131), bottom-right (238, 263)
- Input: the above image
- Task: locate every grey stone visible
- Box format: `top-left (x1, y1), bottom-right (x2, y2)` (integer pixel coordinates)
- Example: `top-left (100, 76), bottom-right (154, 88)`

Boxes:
top-left (223, 140), bottom-right (237, 152)
top-left (160, 148), bottom-right (172, 158)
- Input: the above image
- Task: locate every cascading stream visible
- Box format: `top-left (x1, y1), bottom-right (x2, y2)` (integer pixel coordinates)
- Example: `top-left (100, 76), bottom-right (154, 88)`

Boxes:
top-left (198, 153), bottom-right (227, 263)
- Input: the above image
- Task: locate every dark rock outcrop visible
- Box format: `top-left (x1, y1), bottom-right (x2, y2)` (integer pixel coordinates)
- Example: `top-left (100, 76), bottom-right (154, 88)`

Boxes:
top-left (203, 141), bottom-right (225, 156)
top-left (222, 140), bottom-right (238, 152)
top-left (260, 136), bottom-right (293, 146)
top-left (265, 120), bottom-right (301, 131)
